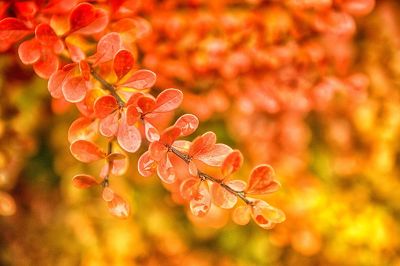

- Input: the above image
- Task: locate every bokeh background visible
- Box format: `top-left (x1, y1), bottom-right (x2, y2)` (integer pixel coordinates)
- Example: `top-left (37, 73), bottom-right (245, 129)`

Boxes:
top-left (1, 0), bottom-right (400, 265)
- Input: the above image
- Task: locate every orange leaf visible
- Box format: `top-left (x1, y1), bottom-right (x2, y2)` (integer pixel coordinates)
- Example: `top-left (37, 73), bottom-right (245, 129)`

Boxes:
top-left (72, 174), bottom-right (99, 188)
top-left (118, 69), bottom-right (156, 89)
top-left (93, 32), bottom-right (122, 65)
top-left (246, 164), bottom-right (280, 195)
top-left (156, 154), bottom-right (176, 184)
top-left (68, 3), bottom-right (108, 35)
top-left (107, 193), bottom-right (130, 219)
top-left (117, 112), bottom-right (141, 153)
top-left (138, 151), bottom-right (156, 177)
top-left (189, 181), bottom-right (211, 217)
top-left (250, 200), bottom-right (285, 229)
top-left (221, 150), bottom-right (243, 177)
top-left (113, 50), bottom-right (135, 80)
top-left (94, 95), bottom-right (118, 119)
top-left (68, 117), bottom-right (97, 143)
top-left (153, 89), bottom-right (183, 113)
top-left (174, 114), bottom-right (199, 137)
top-left (62, 76), bottom-right (87, 102)
top-left (70, 140), bottom-right (105, 163)
top-left (232, 205), bottom-right (251, 226)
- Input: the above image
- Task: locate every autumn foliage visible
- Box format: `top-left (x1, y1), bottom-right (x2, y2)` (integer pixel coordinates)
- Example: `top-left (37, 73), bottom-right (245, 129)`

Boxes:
top-left (0, 0), bottom-right (285, 229)
top-left (4, 0), bottom-right (400, 265)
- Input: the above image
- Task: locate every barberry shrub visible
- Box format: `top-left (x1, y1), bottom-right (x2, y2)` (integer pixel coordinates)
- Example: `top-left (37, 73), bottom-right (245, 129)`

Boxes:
top-left (0, 1), bottom-right (284, 229)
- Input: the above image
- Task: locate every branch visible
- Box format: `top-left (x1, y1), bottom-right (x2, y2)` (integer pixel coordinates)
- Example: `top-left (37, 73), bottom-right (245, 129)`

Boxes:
top-left (89, 68), bottom-right (252, 205)
top-left (169, 146), bottom-right (252, 205)
top-left (90, 68), bottom-right (125, 108)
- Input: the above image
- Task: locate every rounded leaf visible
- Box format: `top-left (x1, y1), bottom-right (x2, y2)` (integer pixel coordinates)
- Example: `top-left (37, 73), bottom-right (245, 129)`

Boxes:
top-left (62, 76), bottom-right (87, 103)
top-left (246, 164), bottom-right (280, 195)
top-left (70, 140), bottom-right (105, 163)
top-left (221, 150), bottom-right (243, 177)
top-left (33, 50), bottom-right (59, 79)
top-left (94, 95), bottom-right (118, 119)
top-left (68, 117), bottom-right (97, 143)
top-left (251, 200), bottom-right (286, 229)
top-left (138, 151), bottom-right (156, 177)
top-left (69, 3), bottom-right (108, 35)
top-left (18, 39), bottom-right (41, 65)
top-left (149, 141), bottom-right (167, 161)
top-left (118, 69), bottom-right (156, 89)
top-left (48, 69), bottom-right (69, 99)
top-left (156, 154), bottom-right (176, 184)
top-left (72, 174), bottom-right (98, 188)
top-left (114, 50), bottom-right (135, 80)
top-left (210, 182), bottom-right (237, 209)
top-left (107, 193), bottom-right (130, 219)
top-left (232, 205), bottom-right (251, 226)
top-left (180, 178), bottom-right (200, 200)
top-left (102, 187), bottom-right (114, 202)
top-left (144, 121), bottom-right (160, 142)
top-left (117, 112), bottom-right (141, 153)
top-left (93, 32), bottom-right (122, 65)
top-left (153, 89), bottom-right (183, 113)
top-left (174, 114), bottom-right (199, 137)
top-left (99, 112), bottom-right (119, 138)
top-left (190, 181), bottom-right (211, 217)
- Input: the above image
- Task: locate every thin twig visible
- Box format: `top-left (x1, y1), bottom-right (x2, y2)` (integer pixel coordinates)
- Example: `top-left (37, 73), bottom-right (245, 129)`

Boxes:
top-left (90, 69), bottom-right (125, 107)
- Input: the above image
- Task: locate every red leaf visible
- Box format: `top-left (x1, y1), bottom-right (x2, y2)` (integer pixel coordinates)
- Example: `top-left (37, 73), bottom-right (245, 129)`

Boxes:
top-left (69, 3), bottom-right (108, 35)
top-left (232, 205), bottom-right (251, 225)
top-left (70, 140), bottom-right (105, 163)
top-left (48, 69), bottom-right (69, 99)
top-left (126, 105), bottom-right (140, 126)
top-left (190, 181), bottom-right (211, 217)
top-left (250, 200), bottom-right (285, 229)
top-left (194, 143), bottom-right (232, 167)
top-left (93, 32), bottom-right (122, 65)
top-left (35, 23), bottom-right (60, 47)
top-left (246, 164), bottom-right (280, 195)
top-left (138, 151), bottom-right (156, 177)
top-left (189, 131), bottom-right (216, 158)
top-left (157, 154), bottom-right (176, 183)
top-left (118, 69), bottom-right (156, 89)
top-left (99, 112), bottom-right (119, 137)
top-left (0, 18), bottom-right (31, 52)
top-left (94, 95), bottom-right (118, 119)
top-left (174, 114), bottom-right (199, 136)
top-left (33, 51), bottom-right (59, 79)
top-left (153, 89), bottom-right (183, 113)
top-left (160, 127), bottom-right (181, 146)
top-left (114, 50), bottom-right (135, 80)
top-left (149, 141), bottom-right (168, 161)
top-left (15, 2), bottom-right (38, 18)
top-left (107, 193), bottom-right (130, 219)
top-left (72, 174), bottom-right (99, 188)
top-left (62, 76), bottom-right (87, 103)
top-left (210, 182), bottom-right (237, 209)
top-left (102, 187), bottom-right (114, 202)
top-left (117, 112), bottom-right (141, 152)
top-left (221, 150), bottom-right (243, 177)
top-left (68, 117), bottom-right (97, 143)
top-left (18, 39), bottom-right (41, 65)
top-left (180, 178), bottom-right (200, 200)
top-left (137, 96), bottom-right (156, 114)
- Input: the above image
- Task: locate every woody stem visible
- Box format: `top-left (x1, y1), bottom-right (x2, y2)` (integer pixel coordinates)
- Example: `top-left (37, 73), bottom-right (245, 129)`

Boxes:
top-left (90, 68), bottom-right (125, 107)
top-left (169, 146), bottom-right (251, 205)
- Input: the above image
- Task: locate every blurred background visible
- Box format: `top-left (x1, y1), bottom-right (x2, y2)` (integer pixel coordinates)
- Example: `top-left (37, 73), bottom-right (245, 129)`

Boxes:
top-left (1, 0), bottom-right (400, 265)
